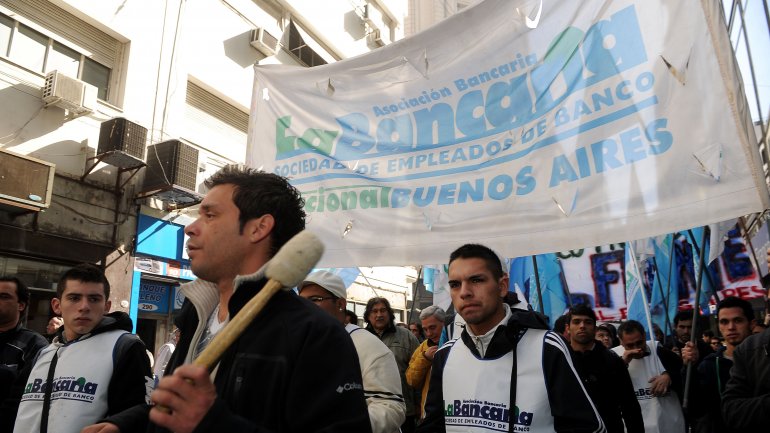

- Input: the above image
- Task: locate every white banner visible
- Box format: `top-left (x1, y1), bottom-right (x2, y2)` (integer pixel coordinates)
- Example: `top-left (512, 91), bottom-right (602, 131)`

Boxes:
top-left (248, 0), bottom-right (769, 267)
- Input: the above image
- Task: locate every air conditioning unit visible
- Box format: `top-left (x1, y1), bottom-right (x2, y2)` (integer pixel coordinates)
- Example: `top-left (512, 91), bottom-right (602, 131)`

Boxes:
top-left (97, 118), bottom-right (148, 168)
top-left (140, 140), bottom-right (201, 207)
top-left (42, 70), bottom-right (97, 116)
top-left (0, 148), bottom-right (55, 213)
top-left (367, 29), bottom-right (384, 47)
top-left (250, 27), bottom-right (278, 56)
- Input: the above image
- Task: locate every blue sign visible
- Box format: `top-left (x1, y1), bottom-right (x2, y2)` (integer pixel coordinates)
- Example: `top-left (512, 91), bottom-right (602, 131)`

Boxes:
top-left (138, 281), bottom-right (171, 314)
top-left (136, 215), bottom-right (186, 261)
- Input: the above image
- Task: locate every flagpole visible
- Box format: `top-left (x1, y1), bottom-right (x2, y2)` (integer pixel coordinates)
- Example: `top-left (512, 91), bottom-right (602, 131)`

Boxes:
top-left (739, 216), bottom-right (763, 277)
top-left (651, 256), bottom-right (673, 337)
top-left (683, 228), bottom-right (709, 412)
top-left (663, 235), bottom-right (676, 338)
top-left (686, 229), bottom-right (721, 304)
top-left (627, 241), bottom-right (655, 344)
top-left (531, 255), bottom-right (545, 315)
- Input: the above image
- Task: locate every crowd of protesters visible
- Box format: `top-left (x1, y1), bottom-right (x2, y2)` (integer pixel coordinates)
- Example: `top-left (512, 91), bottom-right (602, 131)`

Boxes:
top-left (1, 164), bottom-right (769, 433)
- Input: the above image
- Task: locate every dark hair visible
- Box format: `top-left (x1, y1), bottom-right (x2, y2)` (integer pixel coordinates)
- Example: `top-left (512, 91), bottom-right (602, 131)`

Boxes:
top-left (364, 297), bottom-right (395, 327)
top-left (618, 320), bottom-right (646, 338)
top-left (702, 329), bottom-right (715, 339)
top-left (57, 264), bottom-right (110, 299)
top-left (449, 244), bottom-right (504, 280)
top-left (345, 309), bottom-right (358, 324)
top-left (205, 165), bottom-right (306, 257)
top-left (717, 296), bottom-right (755, 322)
top-left (568, 304), bottom-right (597, 323)
top-left (553, 314), bottom-right (569, 334)
top-left (674, 310), bottom-right (692, 325)
top-left (597, 323), bottom-right (620, 347)
top-left (410, 321), bottom-right (423, 331)
top-left (0, 276), bottom-right (30, 314)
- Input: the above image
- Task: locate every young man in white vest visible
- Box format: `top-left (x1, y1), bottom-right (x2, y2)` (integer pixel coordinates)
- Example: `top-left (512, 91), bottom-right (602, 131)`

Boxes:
top-left (0, 264), bottom-right (152, 433)
top-left (416, 244), bottom-right (605, 433)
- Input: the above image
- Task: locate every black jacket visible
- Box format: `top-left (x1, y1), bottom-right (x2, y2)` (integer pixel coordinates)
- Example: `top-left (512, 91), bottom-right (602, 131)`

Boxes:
top-left (721, 328), bottom-right (770, 431)
top-left (691, 347), bottom-right (732, 433)
top-left (416, 307), bottom-right (605, 433)
top-left (571, 343), bottom-right (644, 433)
top-left (108, 275), bottom-right (372, 433)
top-left (0, 323), bottom-right (47, 401)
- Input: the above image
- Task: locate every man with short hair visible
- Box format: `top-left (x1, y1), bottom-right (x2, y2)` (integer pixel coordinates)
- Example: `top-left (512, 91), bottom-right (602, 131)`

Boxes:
top-left (85, 165), bottom-right (371, 433)
top-left (0, 277), bottom-right (47, 402)
top-left (721, 326), bottom-right (770, 430)
top-left (554, 314), bottom-right (570, 342)
top-left (417, 244), bottom-right (605, 433)
top-left (405, 305), bottom-right (445, 419)
top-left (1, 264), bottom-right (152, 433)
top-left (567, 304), bottom-right (643, 433)
top-left (612, 320), bottom-right (687, 432)
top-left (365, 297), bottom-right (420, 433)
top-left (299, 270), bottom-right (406, 433)
top-left (691, 296), bottom-right (755, 433)
top-left (409, 322), bottom-right (425, 342)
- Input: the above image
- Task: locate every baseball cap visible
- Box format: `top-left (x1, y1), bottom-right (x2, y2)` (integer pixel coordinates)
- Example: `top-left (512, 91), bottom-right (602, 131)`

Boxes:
top-left (299, 270), bottom-right (347, 300)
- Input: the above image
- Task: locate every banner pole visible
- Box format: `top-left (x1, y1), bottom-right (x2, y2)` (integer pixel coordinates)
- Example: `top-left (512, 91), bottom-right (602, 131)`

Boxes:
top-left (687, 229), bottom-right (721, 304)
top-left (531, 255), bottom-right (545, 315)
top-left (663, 235), bottom-right (676, 338)
top-left (627, 241), bottom-right (655, 344)
top-left (651, 256), bottom-right (673, 337)
top-left (739, 216), bottom-right (763, 277)
top-left (683, 227), bottom-right (709, 412)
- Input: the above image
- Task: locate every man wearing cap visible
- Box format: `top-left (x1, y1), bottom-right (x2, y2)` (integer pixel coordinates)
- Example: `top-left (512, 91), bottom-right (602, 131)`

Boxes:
top-left (299, 271), bottom-right (406, 433)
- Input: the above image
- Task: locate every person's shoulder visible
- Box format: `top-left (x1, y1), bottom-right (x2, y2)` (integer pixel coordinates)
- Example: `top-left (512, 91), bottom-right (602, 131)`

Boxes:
top-left (14, 327), bottom-right (48, 346)
top-left (735, 328), bottom-right (770, 356)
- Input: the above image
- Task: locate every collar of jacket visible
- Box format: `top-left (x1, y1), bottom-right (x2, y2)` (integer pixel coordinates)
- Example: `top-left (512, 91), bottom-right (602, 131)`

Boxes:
top-left (57, 311), bottom-right (133, 345)
top-left (179, 261), bottom-right (273, 322)
top-left (365, 321), bottom-right (396, 337)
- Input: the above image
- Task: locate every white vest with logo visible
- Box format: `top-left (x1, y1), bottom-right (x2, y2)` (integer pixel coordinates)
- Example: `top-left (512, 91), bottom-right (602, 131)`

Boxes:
top-left (611, 341), bottom-right (684, 433)
top-left (13, 331), bottom-right (126, 433)
top-left (442, 328), bottom-right (554, 432)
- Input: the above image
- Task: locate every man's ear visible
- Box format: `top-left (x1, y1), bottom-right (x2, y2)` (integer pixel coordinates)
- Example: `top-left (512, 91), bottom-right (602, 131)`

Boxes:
top-left (336, 298), bottom-right (347, 312)
top-left (51, 298), bottom-right (62, 316)
top-left (498, 273), bottom-right (510, 297)
top-left (105, 299), bottom-right (112, 313)
top-left (244, 214), bottom-right (275, 244)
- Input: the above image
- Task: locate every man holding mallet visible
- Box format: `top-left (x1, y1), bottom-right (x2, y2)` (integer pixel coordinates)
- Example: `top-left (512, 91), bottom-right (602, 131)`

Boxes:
top-left (86, 165), bottom-right (371, 433)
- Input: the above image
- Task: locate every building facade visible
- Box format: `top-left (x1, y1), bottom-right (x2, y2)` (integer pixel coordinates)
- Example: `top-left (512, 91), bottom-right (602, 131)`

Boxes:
top-left (0, 0), bottom-right (406, 352)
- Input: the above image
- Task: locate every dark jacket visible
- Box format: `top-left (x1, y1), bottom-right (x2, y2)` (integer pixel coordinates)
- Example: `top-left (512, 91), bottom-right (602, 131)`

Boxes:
top-left (365, 321), bottom-right (420, 417)
top-left (416, 307), bottom-right (606, 433)
top-left (0, 312), bottom-right (150, 433)
top-left (107, 275), bottom-right (372, 433)
top-left (721, 328), bottom-right (770, 431)
top-left (571, 342), bottom-right (644, 433)
top-left (0, 323), bottom-right (47, 401)
top-left (691, 347), bottom-right (732, 433)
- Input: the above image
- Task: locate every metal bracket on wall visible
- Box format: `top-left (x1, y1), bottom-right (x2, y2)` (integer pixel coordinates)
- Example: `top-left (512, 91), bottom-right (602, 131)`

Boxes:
top-left (81, 153), bottom-right (146, 191)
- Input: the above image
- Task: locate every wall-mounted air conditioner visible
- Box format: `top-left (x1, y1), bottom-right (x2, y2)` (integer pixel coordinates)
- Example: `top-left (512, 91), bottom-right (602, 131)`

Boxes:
top-left (0, 148), bottom-right (55, 213)
top-left (97, 118), bottom-right (148, 168)
top-left (42, 70), bottom-right (97, 116)
top-left (139, 140), bottom-right (202, 208)
top-left (250, 27), bottom-right (278, 57)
